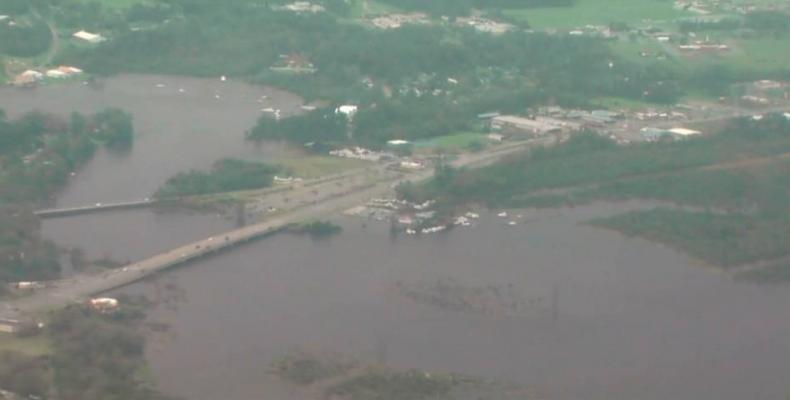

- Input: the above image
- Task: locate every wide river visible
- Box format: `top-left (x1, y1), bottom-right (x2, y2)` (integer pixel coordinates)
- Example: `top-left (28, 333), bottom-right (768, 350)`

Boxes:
top-left (2, 76), bottom-right (790, 400)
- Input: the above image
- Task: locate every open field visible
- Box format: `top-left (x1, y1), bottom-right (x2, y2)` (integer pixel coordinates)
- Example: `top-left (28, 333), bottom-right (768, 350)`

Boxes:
top-left (726, 36), bottom-right (790, 72)
top-left (504, 0), bottom-right (689, 29)
top-left (590, 95), bottom-right (664, 110)
top-left (414, 132), bottom-right (487, 153)
top-left (70, 0), bottom-right (149, 10)
top-left (276, 156), bottom-right (371, 179)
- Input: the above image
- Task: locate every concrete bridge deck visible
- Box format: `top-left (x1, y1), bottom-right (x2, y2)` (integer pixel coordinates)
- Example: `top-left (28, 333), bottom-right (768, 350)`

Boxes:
top-left (33, 166), bottom-right (377, 219)
top-left (34, 199), bottom-right (158, 218)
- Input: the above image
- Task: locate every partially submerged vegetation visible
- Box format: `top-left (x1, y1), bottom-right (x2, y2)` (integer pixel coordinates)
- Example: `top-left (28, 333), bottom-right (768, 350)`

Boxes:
top-left (287, 221), bottom-right (343, 238)
top-left (327, 368), bottom-right (455, 400)
top-left (272, 350), bottom-right (521, 400)
top-left (0, 108), bottom-right (135, 286)
top-left (154, 158), bottom-right (280, 198)
top-left (403, 113), bottom-right (790, 270)
top-left (401, 114), bottom-right (790, 207)
top-left (272, 350), bottom-right (356, 385)
top-left (591, 209), bottom-right (790, 268)
top-left (0, 296), bottom-right (174, 400)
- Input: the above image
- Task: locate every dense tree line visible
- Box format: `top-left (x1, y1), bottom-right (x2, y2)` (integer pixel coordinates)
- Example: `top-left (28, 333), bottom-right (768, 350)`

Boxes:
top-left (247, 108), bottom-right (348, 144)
top-left (0, 351), bottom-right (49, 398)
top-left (0, 109), bottom-right (135, 286)
top-left (53, 1), bottom-right (683, 104)
top-left (400, 113), bottom-right (790, 206)
top-left (48, 303), bottom-right (177, 400)
top-left (399, 113), bottom-right (790, 269)
top-left (44, 0), bottom-right (705, 149)
top-left (155, 158), bottom-right (280, 198)
top-left (0, 0), bottom-right (32, 14)
top-left (0, 16), bottom-right (52, 57)
top-left (0, 300), bottom-right (177, 400)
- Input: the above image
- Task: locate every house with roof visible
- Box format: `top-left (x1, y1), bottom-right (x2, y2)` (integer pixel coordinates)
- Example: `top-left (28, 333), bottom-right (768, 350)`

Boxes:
top-left (73, 30), bottom-right (106, 43)
top-left (13, 70), bottom-right (43, 86)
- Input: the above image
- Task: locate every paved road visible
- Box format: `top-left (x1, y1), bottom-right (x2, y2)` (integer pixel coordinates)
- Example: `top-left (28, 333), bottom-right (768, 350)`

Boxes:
top-left (3, 138), bottom-right (548, 318)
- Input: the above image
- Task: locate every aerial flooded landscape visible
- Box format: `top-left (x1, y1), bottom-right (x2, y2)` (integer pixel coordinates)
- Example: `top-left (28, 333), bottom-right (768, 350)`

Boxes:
top-left (1, 1), bottom-right (790, 400)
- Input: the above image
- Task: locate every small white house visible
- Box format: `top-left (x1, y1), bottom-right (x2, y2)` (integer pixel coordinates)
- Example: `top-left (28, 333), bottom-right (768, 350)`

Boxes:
top-left (14, 70), bottom-right (43, 86)
top-left (335, 105), bottom-right (358, 117)
top-left (89, 297), bottom-right (119, 313)
top-left (400, 160), bottom-right (424, 170)
top-left (669, 127), bottom-right (701, 137)
top-left (487, 133), bottom-right (504, 142)
top-left (73, 30), bottom-right (105, 43)
top-left (45, 66), bottom-right (82, 79)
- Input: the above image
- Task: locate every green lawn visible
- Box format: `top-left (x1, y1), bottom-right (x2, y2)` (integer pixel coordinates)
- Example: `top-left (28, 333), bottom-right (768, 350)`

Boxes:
top-left (504, 0), bottom-right (689, 29)
top-left (71, 0), bottom-right (151, 10)
top-left (725, 36), bottom-right (790, 72)
top-left (591, 95), bottom-right (659, 111)
top-left (414, 132), bottom-right (488, 153)
top-left (277, 155), bottom-right (370, 178)
top-left (609, 37), bottom-right (676, 63)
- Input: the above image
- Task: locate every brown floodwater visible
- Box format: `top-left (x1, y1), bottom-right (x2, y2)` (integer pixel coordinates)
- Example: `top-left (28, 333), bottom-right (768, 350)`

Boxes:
top-left (117, 205), bottom-right (790, 400)
top-left (0, 74), bottom-right (303, 207)
top-left (3, 76), bottom-right (790, 400)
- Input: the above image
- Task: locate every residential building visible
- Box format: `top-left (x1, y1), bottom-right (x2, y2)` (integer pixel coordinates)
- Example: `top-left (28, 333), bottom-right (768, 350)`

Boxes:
top-left (73, 30), bottom-right (105, 43)
top-left (0, 318), bottom-right (20, 334)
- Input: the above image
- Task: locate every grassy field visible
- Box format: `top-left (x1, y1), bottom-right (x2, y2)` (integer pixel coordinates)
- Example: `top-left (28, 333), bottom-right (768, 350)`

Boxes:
top-left (0, 333), bottom-right (51, 357)
top-left (725, 36), bottom-right (790, 72)
top-left (71, 0), bottom-right (149, 10)
top-left (504, 0), bottom-right (689, 29)
top-left (414, 132), bottom-right (487, 153)
top-left (591, 95), bottom-right (662, 110)
top-left (276, 155), bottom-right (370, 178)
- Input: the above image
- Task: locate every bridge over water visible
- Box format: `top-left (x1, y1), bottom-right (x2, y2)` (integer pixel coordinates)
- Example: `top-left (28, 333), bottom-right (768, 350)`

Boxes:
top-left (34, 199), bottom-right (158, 218)
top-left (5, 138), bottom-right (545, 317)
top-left (33, 167), bottom-right (378, 219)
